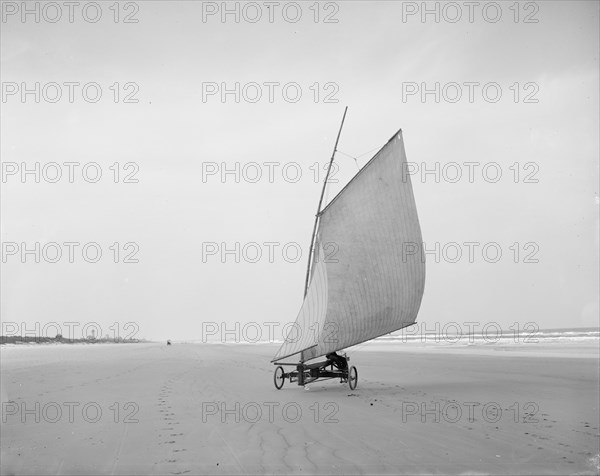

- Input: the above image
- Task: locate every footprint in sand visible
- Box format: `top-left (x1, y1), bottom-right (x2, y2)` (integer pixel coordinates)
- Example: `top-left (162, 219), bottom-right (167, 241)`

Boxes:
top-left (153, 375), bottom-right (192, 471)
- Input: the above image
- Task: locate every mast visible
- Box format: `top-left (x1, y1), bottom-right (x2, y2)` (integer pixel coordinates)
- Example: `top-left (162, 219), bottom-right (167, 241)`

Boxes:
top-left (303, 106), bottom-right (348, 297)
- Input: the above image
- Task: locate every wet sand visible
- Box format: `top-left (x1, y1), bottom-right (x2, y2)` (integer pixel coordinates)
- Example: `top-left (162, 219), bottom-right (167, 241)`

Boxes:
top-left (1, 342), bottom-right (599, 475)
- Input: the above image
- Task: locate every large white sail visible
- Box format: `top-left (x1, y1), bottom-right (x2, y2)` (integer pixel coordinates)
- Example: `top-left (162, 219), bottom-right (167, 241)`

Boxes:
top-left (273, 129), bottom-right (425, 362)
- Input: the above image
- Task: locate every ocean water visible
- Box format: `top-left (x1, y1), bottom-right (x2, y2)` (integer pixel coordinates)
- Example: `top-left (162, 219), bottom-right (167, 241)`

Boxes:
top-left (373, 326), bottom-right (600, 346)
top-left (179, 326), bottom-right (599, 346)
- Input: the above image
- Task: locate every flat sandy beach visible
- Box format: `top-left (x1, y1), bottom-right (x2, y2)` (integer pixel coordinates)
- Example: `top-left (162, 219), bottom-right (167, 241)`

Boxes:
top-left (1, 342), bottom-right (599, 475)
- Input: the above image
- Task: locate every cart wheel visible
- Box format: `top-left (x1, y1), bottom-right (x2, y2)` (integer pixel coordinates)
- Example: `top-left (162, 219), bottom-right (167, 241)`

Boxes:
top-left (348, 366), bottom-right (358, 390)
top-left (274, 366), bottom-right (285, 390)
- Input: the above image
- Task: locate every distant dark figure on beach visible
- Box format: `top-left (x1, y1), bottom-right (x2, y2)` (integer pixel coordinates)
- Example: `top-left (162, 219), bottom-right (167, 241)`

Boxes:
top-left (167, 340), bottom-right (172, 346)
top-left (326, 352), bottom-right (347, 370)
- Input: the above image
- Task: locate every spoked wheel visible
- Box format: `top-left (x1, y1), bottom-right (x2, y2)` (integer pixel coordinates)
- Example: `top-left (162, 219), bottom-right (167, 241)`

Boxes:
top-left (274, 366), bottom-right (285, 390)
top-left (348, 366), bottom-right (358, 390)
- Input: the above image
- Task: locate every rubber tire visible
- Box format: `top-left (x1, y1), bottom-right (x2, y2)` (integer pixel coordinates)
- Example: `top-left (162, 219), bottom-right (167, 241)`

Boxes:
top-left (348, 366), bottom-right (358, 390)
top-left (274, 366), bottom-right (285, 390)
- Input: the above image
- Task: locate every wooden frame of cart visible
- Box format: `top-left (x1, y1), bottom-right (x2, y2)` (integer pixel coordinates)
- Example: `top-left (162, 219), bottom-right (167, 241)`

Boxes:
top-left (273, 353), bottom-right (357, 390)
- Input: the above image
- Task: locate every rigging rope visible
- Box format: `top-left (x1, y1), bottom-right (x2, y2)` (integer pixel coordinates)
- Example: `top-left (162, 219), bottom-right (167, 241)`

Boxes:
top-left (322, 145), bottom-right (380, 206)
top-left (337, 146), bottom-right (381, 170)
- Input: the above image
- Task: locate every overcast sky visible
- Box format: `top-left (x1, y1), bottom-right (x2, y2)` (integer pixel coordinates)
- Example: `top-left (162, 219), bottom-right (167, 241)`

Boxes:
top-left (1, 1), bottom-right (598, 342)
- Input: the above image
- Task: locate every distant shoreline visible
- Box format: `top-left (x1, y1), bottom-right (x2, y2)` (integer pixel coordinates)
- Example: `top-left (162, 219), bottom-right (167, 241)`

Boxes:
top-left (0, 336), bottom-right (147, 345)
